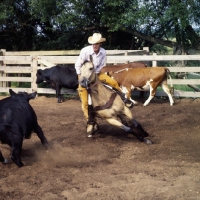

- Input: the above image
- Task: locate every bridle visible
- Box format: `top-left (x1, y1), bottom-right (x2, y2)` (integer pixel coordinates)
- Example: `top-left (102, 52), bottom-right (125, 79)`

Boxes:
top-left (82, 61), bottom-right (117, 113)
top-left (86, 74), bottom-right (117, 112)
top-left (85, 75), bottom-right (98, 90)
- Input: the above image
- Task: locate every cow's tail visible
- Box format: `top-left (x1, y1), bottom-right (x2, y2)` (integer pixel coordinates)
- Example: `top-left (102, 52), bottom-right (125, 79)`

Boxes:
top-left (165, 68), bottom-right (174, 96)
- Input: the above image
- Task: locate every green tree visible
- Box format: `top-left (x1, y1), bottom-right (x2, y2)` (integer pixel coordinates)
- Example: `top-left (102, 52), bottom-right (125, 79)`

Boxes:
top-left (0, 0), bottom-right (200, 51)
top-left (0, 0), bottom-right (36, 50)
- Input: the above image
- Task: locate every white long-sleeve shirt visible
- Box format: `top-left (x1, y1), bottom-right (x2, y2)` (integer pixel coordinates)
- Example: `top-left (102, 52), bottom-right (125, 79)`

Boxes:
top-left (75, 45), bottom-right (106, 75)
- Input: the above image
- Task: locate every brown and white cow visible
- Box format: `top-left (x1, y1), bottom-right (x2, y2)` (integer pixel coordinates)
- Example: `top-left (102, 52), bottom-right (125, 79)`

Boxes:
top-left (100, 62), bottom-right (147, 74)
top-left (108, 67), bottom-right (174, 106)
top-left (101, 62), bottom-right (147, 100)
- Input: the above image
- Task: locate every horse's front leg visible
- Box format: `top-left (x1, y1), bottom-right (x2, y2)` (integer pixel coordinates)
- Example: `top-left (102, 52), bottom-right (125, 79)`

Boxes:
top-left (118, 115), bottom-right (128, 126)
top-left (106, 118), bottom-right (150, 144)
top-left (132, 119), bottom-right (149, 138)
top-left (87, 122), bottom-right (99, 137)
top-left (118, 115), bottom-right (149, 139)
top-left (123, 107), bottom-right (153, 144)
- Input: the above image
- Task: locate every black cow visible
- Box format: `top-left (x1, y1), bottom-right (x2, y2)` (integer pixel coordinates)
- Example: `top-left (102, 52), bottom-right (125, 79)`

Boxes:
top-left (36, 65), bottom-right (78, 103)
top-left (0, 89), bottom-right (48, 167)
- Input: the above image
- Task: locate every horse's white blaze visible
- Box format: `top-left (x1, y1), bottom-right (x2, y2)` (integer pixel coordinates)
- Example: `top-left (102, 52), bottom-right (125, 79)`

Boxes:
top-left (80, 62), bottom-right (94, 80)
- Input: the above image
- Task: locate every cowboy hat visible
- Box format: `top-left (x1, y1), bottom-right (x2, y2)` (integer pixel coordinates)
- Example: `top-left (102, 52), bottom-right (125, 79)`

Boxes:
top-left (88, 33), bottom-right (106, 44)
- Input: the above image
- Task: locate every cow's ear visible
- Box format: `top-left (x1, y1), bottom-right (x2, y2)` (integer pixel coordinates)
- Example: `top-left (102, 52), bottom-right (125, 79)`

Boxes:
top-left (28, 92), bottom-right (37, 100)
top-left (107, 71), bottom-right (112, 76)
top-left (9, 89), bottom-right (16, 96)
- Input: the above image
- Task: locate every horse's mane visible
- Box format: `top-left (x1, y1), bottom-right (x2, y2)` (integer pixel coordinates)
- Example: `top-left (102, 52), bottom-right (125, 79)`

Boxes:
top-left (82, 60), bottom-right (91, 66)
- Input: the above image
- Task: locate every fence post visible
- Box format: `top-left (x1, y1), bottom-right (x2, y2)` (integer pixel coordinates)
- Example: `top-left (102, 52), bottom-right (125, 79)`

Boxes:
top-left (31, 56), bottom-right (38, 92)
top-left (152, 53), bottom-right (157, 67)
top-left (143, 47), bottom-right (150, 66)
top-left (0, 49), bottom-right (6, 87)
top-left (125, 50), bottom-right (128, 63)
top-left (143, 47), bottom-right (149, 53)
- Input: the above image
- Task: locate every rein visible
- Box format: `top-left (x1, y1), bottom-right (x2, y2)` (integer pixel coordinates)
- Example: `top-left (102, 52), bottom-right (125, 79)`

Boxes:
top-left (86, 73), bottom-right (98, 89)
top-left (86, 75), bottom-right (117, 112)
top-left (87, 80), bottom-right (98, 89)
top-left (81, 60), bottom-right (118, 125)
top-left (93, 92), bottom-right (117, 111)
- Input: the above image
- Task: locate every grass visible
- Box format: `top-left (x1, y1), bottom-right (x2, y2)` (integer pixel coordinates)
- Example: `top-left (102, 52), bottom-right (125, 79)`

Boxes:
top-left (0, 92), bottom-right (8, 96)
top-left (11, 82), bottom-right (31, 88)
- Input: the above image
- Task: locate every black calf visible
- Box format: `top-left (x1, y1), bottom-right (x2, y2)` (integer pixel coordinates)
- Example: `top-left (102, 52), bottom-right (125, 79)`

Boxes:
top-left (0, 89), bottom-right (48, 167)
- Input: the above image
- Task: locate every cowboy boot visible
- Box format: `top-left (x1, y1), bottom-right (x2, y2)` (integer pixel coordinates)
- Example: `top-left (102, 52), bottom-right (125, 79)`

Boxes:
top-left (102, 83), bottom-right (134, 108)
top-left (112, 88), bottom-right (134, 108)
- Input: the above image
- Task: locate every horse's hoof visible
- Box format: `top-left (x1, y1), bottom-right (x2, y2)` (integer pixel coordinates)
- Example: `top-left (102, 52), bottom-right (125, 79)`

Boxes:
top-left (142, 131), bottom-right (149, 138)
top-left (86, 123), bottom-right (99, 137)
top-left (144, 138), bottom-right (153, 145)
top-left (44, 142), bottom-right (48, 150)
top-left (124, 99), bottom-right (134, 108)
top-left (88, 134), bottom-right (93, 138)
top-left (125, 101), bottom-right (134, 108)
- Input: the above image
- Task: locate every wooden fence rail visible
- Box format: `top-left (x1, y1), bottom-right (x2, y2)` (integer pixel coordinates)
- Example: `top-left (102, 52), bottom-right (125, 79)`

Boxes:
top-left (0, 49), bottom-right (200, 98)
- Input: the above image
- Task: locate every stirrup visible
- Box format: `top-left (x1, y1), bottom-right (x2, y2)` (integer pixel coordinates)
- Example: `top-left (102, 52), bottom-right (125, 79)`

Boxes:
top-left (124, 98), bottom-right (134, 108)
top-left (102, 83), bottom-right (134, 108)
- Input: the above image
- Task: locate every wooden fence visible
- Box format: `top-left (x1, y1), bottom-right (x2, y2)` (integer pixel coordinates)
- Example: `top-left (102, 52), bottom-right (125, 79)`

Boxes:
top-left (0, 48), bottom-right (200, 98)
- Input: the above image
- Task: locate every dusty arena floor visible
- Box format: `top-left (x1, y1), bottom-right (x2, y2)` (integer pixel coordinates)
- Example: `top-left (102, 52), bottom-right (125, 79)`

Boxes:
top-left (0, 94), bottom-right (200, 200)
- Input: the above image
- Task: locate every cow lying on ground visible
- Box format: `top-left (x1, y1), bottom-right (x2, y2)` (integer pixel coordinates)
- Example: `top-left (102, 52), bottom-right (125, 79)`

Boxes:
top-left (0, 89), bottom-right (48, 167)
top-left (36, 65), bottom-right (78, 103)
top-left (108, 67), bottom-right (174, 106)
top-left (101, 62), bottom-right (147, 102)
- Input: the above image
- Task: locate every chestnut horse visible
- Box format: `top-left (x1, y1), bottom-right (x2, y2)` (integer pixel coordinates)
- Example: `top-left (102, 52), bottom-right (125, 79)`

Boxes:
top-left (79, 59), bottom-right (152, 144)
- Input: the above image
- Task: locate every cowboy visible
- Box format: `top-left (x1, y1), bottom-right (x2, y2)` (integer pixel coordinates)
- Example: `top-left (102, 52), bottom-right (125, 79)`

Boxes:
top-left (75, 32), bottom-right (131, 120)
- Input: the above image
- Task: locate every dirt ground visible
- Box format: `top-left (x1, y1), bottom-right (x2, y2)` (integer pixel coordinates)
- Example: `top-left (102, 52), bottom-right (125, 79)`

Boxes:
top-left (1, 94), bottom-right (200, 200)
